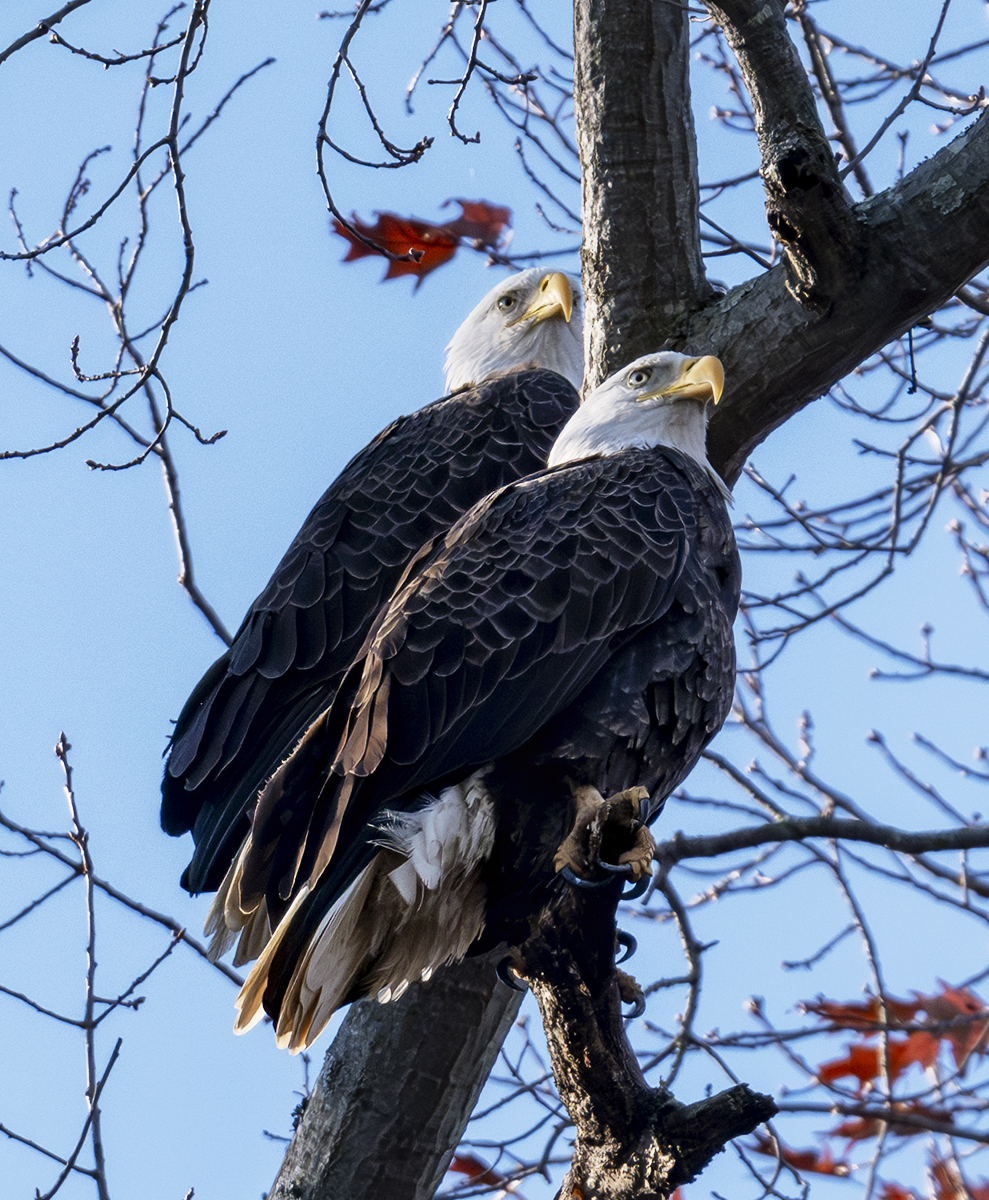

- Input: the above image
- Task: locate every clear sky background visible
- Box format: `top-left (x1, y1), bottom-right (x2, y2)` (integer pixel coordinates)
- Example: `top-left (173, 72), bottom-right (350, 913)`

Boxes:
top-left (1, 2), bottom-right (987, 1198)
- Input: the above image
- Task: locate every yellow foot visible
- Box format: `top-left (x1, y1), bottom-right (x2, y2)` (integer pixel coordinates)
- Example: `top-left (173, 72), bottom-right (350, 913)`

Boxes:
top-left (553, 784), bottom-right (655, 883)
top-left (616, 967), bottom-right (646, 1018)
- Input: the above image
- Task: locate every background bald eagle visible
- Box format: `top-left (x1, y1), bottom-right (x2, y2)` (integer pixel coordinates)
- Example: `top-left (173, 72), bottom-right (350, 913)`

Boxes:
top-left (217, 351), bottom-right (740, 1051)
top-left (161, 269), bottom-right (582, 895)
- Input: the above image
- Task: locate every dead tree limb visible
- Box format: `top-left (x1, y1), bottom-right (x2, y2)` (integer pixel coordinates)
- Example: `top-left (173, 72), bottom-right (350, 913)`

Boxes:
top-left (517, 876), bottom-right (775, 1199)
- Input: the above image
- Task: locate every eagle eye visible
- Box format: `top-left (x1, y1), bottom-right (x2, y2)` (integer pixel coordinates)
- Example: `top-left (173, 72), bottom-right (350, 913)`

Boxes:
top-left (497, 294), bottom-right (518, 312)
top-left (628, 367), bottom-right (652, 388)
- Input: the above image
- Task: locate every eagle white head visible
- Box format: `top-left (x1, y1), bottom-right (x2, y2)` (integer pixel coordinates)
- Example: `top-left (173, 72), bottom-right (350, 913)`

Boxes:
top-left (444, 268), bottom-right (583, 393)
top-left (547, 351), bottom-right (731, 501)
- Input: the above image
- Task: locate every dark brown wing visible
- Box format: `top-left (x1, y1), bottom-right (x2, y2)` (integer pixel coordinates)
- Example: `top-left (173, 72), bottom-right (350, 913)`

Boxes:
top-left (243, 447), bottom-right (737, 939)
top-left (160, 369), bottom-right (579, 892)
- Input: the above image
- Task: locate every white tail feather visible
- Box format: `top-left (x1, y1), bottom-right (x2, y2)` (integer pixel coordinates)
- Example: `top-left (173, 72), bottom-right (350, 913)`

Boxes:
top-left (256, 773), bottom-right (497, 1052)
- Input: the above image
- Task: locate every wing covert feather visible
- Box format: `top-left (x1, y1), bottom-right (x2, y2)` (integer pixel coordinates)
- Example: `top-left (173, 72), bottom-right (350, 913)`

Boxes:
top-left (315, 447), bottom-right (699, 823)
top-left (161, 370), bottom-right (579, 892)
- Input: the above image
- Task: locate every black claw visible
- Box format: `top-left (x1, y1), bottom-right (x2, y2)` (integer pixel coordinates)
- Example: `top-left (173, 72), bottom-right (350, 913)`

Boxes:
top-left (615, 930), bottom-right (637, 963)
top-left (559, 865), bottom-right (615, 890)
top-left (621, 875), bottom-right (650, 901)
top-left (623, 994), bottom-right (646, 1020)
top-left (597, 859), bottom-right (634, 876)
top-left (496, 956), bottom-right (528, 993)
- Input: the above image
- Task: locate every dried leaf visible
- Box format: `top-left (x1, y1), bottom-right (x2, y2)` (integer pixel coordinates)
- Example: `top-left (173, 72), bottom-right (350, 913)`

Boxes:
top-left (918, 982), bottom-right (989, 1069)
top-left (831, 1115), bottom-right (885, 1142)
top-left (931, 1155), bottom-right (970, 1200)
top-left (448, 1152), bottom-right (529, 1198)
top-left (442, 198), bottom-right (513, 246)
top-left (333, 213), bottom-right (458, 285)
top-left (801, 994), bottom-right (919, 1029)
top-left (831, 1102), bottom-right (953, 1143)
top-left (332, 199), bottom-right (512, 287)
top-left (817, 1033), bottom-right (939, 1089)
top-left (818, 1043), bottom-right (891, 1087)
top-left (879, 1183), bottom-right (921, 1200)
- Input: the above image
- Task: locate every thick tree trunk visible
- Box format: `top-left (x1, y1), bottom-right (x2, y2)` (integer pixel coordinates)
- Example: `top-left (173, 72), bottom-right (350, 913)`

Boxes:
top-left (576, 0), bottom-right (713, 389)
top-left (268, 2), bottom-right (989, 1196)
top-left (266, 952), bottom-right (522, 1200)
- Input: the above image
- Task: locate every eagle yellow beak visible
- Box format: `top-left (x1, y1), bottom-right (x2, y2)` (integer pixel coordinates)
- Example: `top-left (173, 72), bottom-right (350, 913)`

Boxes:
top-left (663, 355), bottom-right (724, 405)
top-left (515, 271), bottom-right (574, 326)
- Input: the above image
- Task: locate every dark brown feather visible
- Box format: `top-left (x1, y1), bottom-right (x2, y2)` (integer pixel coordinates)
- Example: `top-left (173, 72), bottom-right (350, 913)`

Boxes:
top-left (160, 370), bottom-right (579, 892)
top-left (246, 445), bottom-right (740, 1021)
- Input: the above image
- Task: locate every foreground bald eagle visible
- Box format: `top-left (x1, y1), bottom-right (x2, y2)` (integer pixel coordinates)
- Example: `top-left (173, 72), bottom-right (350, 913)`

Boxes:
top-left (161, 269), bottom-right (582, 894)
top-left (216, 351), bottom-right (740, 1051)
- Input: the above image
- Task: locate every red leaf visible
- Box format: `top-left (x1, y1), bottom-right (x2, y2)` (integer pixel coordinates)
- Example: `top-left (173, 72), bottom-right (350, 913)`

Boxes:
top-left (448, 1153), bottom-right (528, 1198)
top-left (831, 1115), bottom-right (884, 1142)
top-left (817, 1034), bottom-right (939, 1090)
top-left (899, 1029), bottom-right (940, 1071)
top-left (749, 1133), bottom-right (851, 1176)
top-left (333, 213), bottom-right (458, 285)
top-left (332, 200), bottom-right (512, 287)
top-left (448, 1152), bottom-right (500, 1182)
top-left (801, 994), bottom-right (919, 1030)
top-left (831, 1102), bottom-right (953, 1144)
top-left (918, 983), bottom-right (989, 1069)
top-left (879, 1184), bottom-right (921, 1200)
top-left (818, 1043), bottom-right (890, 1087)
top-left (442, 198), bottom-right (513, 246)
top-left (931, 1155), bottom-right (970, 1200)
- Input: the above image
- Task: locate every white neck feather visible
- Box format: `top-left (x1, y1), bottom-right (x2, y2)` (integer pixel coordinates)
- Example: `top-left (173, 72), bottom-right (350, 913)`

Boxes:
top-left (445, 316), bottom-right (583, 393)
top-left (547, 396), bottom-right (732, 503)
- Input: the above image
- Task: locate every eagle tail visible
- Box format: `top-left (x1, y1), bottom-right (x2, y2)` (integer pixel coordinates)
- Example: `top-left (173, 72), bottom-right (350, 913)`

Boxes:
top-left (233, 773), bottom-right (497, 1052)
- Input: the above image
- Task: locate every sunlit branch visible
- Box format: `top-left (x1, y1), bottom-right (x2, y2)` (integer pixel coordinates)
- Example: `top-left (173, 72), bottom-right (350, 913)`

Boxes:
top-left (0, 0), bottom-right (94, 67)
top-left (45, 21), bottom-right (186, 66)
top-left (655, 816), bottom-right (989, 870)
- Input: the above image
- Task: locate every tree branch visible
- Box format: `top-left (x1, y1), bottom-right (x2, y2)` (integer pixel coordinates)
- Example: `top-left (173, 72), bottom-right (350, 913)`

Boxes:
top-left (697, 110), bottom-right (989, 482)
top-left (704, 0), bottom-right (862, 310)
top-left (517, 875), bottom-right (775, 1197)
top-left (656, 815), bottom-right (989, 868)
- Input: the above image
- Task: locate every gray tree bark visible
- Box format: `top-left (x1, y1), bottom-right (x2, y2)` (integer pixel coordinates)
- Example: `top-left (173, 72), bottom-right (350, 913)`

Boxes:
top-left (575, 0), bottom-right (713, 387)
top-left (266, 952), bottom-right (522, 1200)
top-left (266, 2), bottom-right (989, 1197)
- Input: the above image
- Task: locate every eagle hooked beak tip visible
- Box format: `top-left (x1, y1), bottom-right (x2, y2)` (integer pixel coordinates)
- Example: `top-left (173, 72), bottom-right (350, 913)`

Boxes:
top-left (671, 355), bottom-right (724, 406)
top-left (516, 271), bottom-right (574, 326)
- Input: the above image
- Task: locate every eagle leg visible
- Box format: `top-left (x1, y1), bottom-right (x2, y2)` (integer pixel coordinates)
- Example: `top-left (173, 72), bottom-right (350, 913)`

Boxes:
top-left (553, 784), bottom-right (656, 886)
top-left (617, 967), bottom-right (646, 1019)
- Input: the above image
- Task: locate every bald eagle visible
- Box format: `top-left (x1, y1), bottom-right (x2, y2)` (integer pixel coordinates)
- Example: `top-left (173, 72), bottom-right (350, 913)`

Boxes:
top-left (216, 352), bottom-right (740, 1051)
top-left (161, 270), bottom-right (582, 895)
